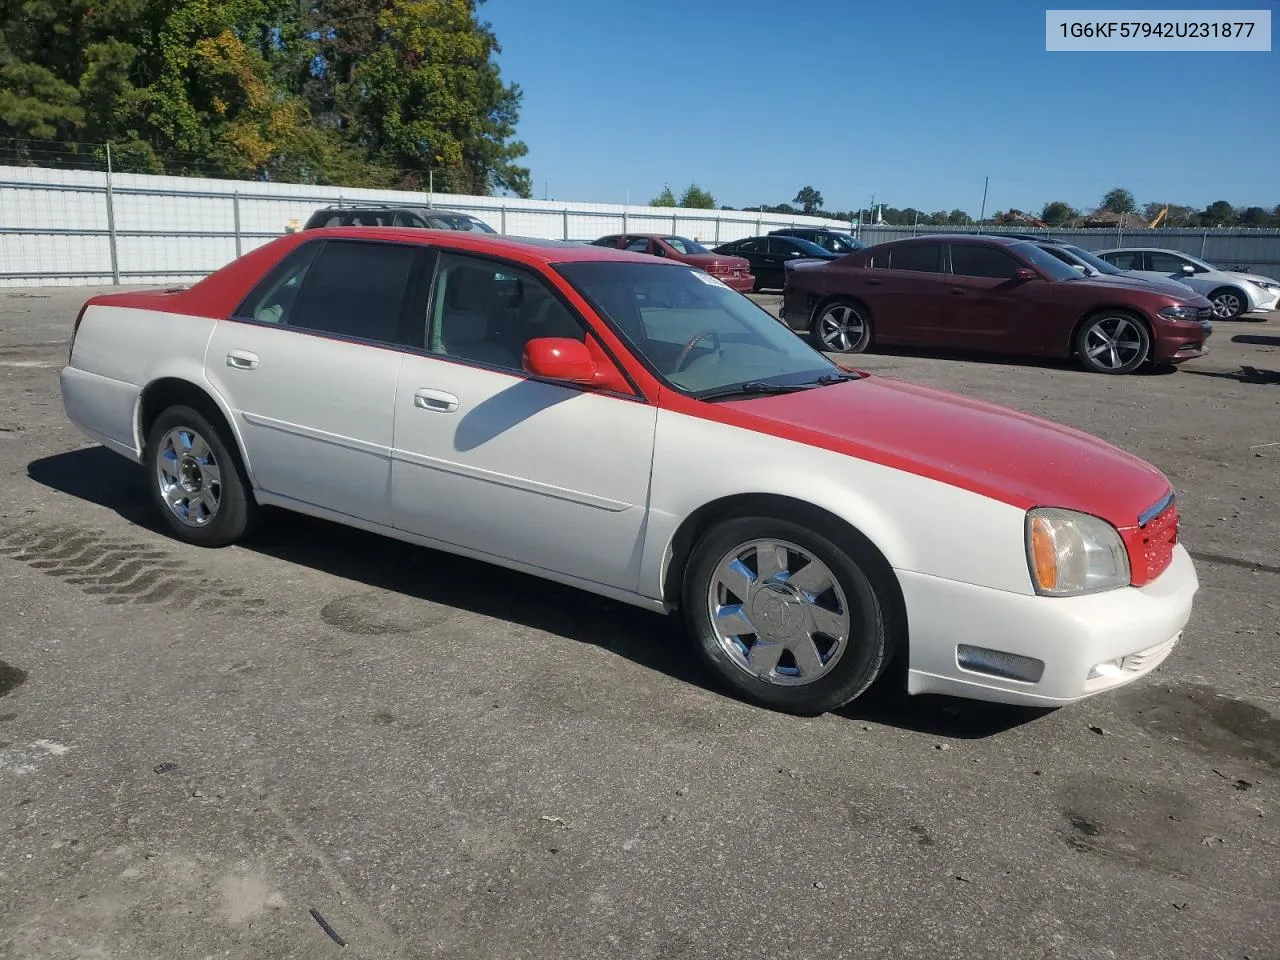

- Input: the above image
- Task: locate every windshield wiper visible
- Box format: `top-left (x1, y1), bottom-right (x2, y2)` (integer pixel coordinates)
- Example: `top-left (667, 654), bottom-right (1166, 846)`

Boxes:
top-left (811, 372), bottom-right (860, 385)
top-left (697, 380), bottom-right (820, 402)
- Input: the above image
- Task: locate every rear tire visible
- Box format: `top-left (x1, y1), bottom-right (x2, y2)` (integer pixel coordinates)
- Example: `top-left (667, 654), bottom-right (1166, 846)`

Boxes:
top-left (144, 405), bottom-right (257, 547)
top-left (682, 516), bottom-right (893, 715)
top-left (810, 299), bottom-right (872, 354)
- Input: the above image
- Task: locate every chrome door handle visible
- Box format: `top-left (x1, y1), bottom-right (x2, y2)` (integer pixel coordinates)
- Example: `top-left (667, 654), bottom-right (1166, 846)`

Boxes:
top-left (413, 389), bottom-right (459, 413)
top-left (226, 350), bottom-right (259, 370)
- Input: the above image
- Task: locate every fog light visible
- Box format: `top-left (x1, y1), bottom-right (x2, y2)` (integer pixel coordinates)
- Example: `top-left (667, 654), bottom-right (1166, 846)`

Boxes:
top-left (956, 645), bottom-right (1045, 683)
top-left (1088, 659), bottom-right (1123, 679)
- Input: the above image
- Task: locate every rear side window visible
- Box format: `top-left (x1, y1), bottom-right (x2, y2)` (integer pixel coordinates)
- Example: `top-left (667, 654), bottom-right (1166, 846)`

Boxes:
top-left (290, 241), bottom-right (416, 343)
top-left (887, 244), bottom-right (941, 272)
top-left (950, 245), bottom-right (1020, 280)
top-left (235, 242), bottom-right (322, 326)
top-left (1103, 251), bottom-right (1142, 270)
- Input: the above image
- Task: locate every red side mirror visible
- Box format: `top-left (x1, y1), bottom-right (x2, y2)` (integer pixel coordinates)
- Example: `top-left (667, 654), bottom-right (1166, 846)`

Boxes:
top-left (523, 338), bottom-right (597, 382)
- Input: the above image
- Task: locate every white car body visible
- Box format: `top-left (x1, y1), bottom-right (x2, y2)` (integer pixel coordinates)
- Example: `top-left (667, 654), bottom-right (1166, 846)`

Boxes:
top-left (59, 230), bottom-right (1198, 711)
top-left (1093, 247), bottom-right (1280, 317)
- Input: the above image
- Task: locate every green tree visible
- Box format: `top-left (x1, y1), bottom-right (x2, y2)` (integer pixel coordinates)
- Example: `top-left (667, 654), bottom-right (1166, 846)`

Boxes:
top-left (946, 208), bottom-right (972, 225)
top-left (1040, 200), bottom-right (1077, 225)
top-left (1238, 206), bottom-right (1273, 227)
top-left (650, 185), bottom-right (677, 206)
top-left (793, 185), bottom-right (823, 215)
top-left (1199, 200), bottom-right (1237, 226)
top-left (1101, 187), bottom-right (1136, 214)
top-left (679, 183), bottom-right (716, 208)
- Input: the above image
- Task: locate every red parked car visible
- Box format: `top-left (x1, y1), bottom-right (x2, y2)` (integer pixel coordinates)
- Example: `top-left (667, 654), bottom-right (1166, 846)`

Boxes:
top-left (779, 235), bottom-right (1215, 374)
top-left (591, 234), bottom-right (754, 292)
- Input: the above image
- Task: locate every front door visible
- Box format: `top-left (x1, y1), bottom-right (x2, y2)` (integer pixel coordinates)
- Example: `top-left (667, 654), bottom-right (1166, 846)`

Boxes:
top-left (390, 250), bottom-right (657, 591)
top-left (206, 238), bottom-right (421, 525)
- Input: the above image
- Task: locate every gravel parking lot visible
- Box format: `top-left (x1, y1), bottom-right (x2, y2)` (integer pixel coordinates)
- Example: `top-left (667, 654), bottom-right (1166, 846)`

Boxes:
top-left (1, 287), bottom-right (1277, 960)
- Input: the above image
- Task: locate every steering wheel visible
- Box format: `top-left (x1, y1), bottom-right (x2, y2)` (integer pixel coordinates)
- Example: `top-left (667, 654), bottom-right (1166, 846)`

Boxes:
top-left (673, 329), bottom-right (722, 373)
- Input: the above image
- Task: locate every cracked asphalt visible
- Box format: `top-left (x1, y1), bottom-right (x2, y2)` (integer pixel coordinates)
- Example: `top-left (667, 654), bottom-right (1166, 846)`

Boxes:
top-left (1, 287), bottom-right (1277, 960)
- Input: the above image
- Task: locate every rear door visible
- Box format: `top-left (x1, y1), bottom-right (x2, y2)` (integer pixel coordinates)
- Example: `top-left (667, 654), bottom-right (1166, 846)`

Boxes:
top-left (206, 238), bottom-right (425, 526)
top-left (932, 242), bottom-right (1030, 348)
top-left (864, 242), bottom-right (947, 343)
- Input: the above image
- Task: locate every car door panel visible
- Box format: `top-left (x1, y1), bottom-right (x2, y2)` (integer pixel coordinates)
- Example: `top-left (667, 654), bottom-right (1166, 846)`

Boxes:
top-left (205, 238), bottom-right (418, 526)
top-left (391, 358), bottom-right (656, 589)
top-left (206, 324), bottom-right (402, 524)
top-left (389, 250), bottom-right (658, 591)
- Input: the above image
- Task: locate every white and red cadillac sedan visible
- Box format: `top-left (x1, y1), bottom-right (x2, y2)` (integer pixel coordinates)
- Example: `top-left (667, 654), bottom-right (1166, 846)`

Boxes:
top-left (60, 229), bottom-right (1198, 715)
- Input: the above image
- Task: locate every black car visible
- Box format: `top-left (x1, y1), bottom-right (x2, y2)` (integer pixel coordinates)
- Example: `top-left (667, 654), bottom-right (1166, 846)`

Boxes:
top-left (712, 235), bottom-right (840, 290)
top-left (768, 227), bottom-right (865, 254)
top-left (303, 204), bottom-right (496, 233)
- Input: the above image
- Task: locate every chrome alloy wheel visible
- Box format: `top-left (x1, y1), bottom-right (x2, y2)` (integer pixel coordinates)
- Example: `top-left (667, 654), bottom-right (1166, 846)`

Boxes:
top-left (1082, 315), bottom-right (1145, 371)
top-left (706, 538), bottom-right (851, 686)
top-left (817, 304), bottom-right (865, 352)
top-left (1211, 291), bottom-right (1243, 319)
top-left (155, 426), bottom-right (222, 527)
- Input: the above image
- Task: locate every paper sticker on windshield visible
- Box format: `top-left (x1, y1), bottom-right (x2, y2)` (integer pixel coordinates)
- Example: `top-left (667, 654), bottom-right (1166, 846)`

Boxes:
top-left (690, 270), bottom-right (728, 287)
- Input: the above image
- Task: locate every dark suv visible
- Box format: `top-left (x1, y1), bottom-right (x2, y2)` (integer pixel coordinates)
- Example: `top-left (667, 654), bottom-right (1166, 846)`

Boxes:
top-left (769, 227), bottom-right (865, 254)
top-left (304, 205), bottom-right (496, 233)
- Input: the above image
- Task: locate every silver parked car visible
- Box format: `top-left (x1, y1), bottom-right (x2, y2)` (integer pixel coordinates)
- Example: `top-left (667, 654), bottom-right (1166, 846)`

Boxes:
top-left (1092, 247), bottom-right (1280, 320)
top-left (1029, 242), bottom-right (1199, 297)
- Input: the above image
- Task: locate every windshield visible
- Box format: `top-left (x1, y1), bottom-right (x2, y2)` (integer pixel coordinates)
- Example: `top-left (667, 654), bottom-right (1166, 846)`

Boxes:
top-left (790, 237), bottom-right (834, 257)
top-left (1061, 244), bottom-right (1122, 275)
top-left (555, 262), bottom-right (839, 395)
top-left (824, 234), bottom-right (863, 252)
top-left (664, 236), bottom-right (710, 255)
top-left (1011, 241), bottom-right (1082, 281)
top-left (429, 214), bottom-right (497, 233)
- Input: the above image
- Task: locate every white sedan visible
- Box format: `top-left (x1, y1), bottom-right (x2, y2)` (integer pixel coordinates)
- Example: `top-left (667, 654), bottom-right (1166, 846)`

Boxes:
top-left (59, 228), bottom-right (1198, 715)
top-left (1093, 247), bottom-right (1280, 319)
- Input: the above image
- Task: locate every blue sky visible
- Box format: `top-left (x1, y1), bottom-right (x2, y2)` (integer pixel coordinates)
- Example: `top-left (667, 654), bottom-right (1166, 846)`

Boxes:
top-left (482, 0), bottom-right (1279, 215)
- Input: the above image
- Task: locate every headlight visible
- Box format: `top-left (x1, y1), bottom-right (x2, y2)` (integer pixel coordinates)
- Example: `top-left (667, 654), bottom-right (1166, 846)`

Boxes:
top-left (1253, 280), bottom-right (1277, 291)
top-left (1158, 305), bottom-right (1204, 321)
top-left (1026, 508), bottom-right (1130, 596)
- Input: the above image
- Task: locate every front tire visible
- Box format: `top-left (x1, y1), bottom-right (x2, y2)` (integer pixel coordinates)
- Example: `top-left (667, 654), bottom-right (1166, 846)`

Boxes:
top-left (144, 405), bottom-right (256, 547)
top-left (1208, 287), bottom-right (1247, 320)
top-left (682, 516), bottom-right (893, 715)
top-left (811, 299), bottom-right (872, 354)
top-left (1076, 312), bottom-right (1150, 374)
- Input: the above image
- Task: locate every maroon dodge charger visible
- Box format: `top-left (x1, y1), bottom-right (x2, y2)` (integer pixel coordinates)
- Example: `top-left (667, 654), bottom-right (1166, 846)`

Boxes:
top-left (779, 234), bottom-right (1214, 374)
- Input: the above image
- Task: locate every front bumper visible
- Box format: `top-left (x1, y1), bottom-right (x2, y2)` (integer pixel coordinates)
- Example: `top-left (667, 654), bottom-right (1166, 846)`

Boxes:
top-left (1153, 320), bottom-right (1212, 363)
top-left (1250, 288), bottom-right (1279, 312)
top-left (899, 544), bottom-right (1198, 707)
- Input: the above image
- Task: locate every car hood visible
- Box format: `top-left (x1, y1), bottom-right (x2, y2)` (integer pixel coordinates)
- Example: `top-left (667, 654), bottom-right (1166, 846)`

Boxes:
top-left (1069, 274), bottom-right (1209, 304)
top-left (724, 374), bottom-right (1171, 526)
top-left (1114, 270), bottom-right (1202, 296)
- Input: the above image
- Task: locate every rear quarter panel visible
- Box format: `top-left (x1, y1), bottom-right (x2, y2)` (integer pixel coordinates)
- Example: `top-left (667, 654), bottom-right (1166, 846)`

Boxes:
top-left (64, 305), bottom-right (222, 458)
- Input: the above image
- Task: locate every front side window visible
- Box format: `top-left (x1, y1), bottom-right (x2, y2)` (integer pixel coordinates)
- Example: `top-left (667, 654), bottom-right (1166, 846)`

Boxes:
top-left (950, 244), bottom-right (1020, 280)
top-left (557, 262), bottom-right (838, 394)
top-left (1149, 251), bottom-right (1192, 273)
top-left (426, 252), bottom-right (585, 372)
top-left (625, 237), bottom-right (651, 253)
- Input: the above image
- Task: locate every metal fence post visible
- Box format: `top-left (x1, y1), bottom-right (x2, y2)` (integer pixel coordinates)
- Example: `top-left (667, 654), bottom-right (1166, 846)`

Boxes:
top-left (622, 211), bottom-right (628, 233)
top-left (104, 143), bottom-right (120, 284)
top-left (756, 207), bottom-right (763, 234)
top-left (232, 191), bottom-right (242, 257)
top-left (499, 205), bottom-right (506, 234)
top-left (1200, 229), bottom-right (1208, 257)
top-left (672, 212), bottom-right (678, 234)
top-left (562, 207), bottom-right (569, 240)
top-left (714, 219), bottom-right (720, 244)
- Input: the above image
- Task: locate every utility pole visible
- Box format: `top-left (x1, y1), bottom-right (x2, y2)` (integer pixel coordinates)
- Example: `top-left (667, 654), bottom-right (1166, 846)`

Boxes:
top-left (978, 176), bottom-right (989, 225)
top-left (544, 179), bottom-right (549, 201)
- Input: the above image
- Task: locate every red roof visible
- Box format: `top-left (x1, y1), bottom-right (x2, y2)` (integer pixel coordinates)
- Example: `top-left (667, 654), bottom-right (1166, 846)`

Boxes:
top-left (288, 227), bottom-right (647, 264)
